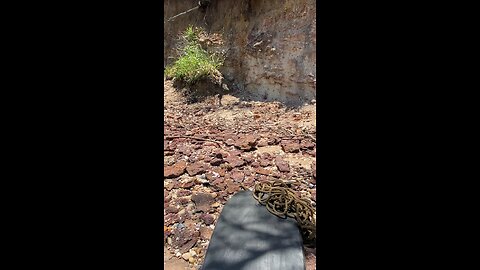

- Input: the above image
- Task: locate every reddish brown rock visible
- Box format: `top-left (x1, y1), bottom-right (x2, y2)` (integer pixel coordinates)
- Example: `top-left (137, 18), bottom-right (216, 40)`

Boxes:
top-left (199, 226), bottom-right (213, 240)
top-left (203, 141), bottom-right (218, 147)
top-left (191, 192), bottom-right (214, 213)
top-left (257, 175), bottom-right (269, 182)
top-left (275, 157), bottom-right (290, 172)
top-left (242, 154), bottom-right (254, 164)
top-left (181, 237), bottom-right (198, 254)
top-left (267, 137), bottom-right (279, 145)
top-left (305, 149), bottom-right (316, 157)
top-left (281, 140), bottom-right (301, 153)
top-left (164, 213), bottom-right (179, 226)
top-left (216, 194), bottom-right (228, 204)
top-left (210, 158), bottom-right (223, 166)
top-left (172, 138), bottom-right (187, 144)
top-left (225, 155), bottom-right (245, 167)
top-left (178, 212), bottom-right (192, 224)
top-left (164, 141), bottom-right (169, 151)
top-left (257, 138), bottom-right (269, 147)
top-left (244, 176), bottom-right (255, 185)
top-left (164, 161), bottom-right (187, 178)
top-left (171, 228), bottom-right (200, 253)
top-left (212, 150), bottom-right (227, 158)
top-left (200, 213), bottom-right (215, 225)
top-left (212, 167), bottom-right (226, 177)
top-left (177, 197), bottom-right (190, 205)
top-left (234, 135), bottom-right (257, 151)
top-left (176, 145), bottom-right (192, 155)
top-left (229, 150), bottom-right (242, 156)
top-left (227, 185), bottom-right (239, 194)
top-left (180, 180), bottom-right (194, 189)
top-left (230, 171), bottom-right (245, 182)
top-left (220, 163), bottom-right (233, 171)
top-left (177, 189), bottom-right (192, 197)
top-left (205, 172), bottom-right (216, 181)
top-left (262, 153), bottom-right (273, 160)
top-left (271, 172), bottom-right (281, 178)
top-left (193, 144), bottom-right (202, 150)
top-left (173, 181), bottom-right (184, 189)
top-left (225, 179), bottom-right (240, 193)
top-left (259, 158), bottom-right (271, 167)
top-left (300, 140), bottom-right (315, 149)
top-left (186, 162), bottom-right (206, 176)
top-left (255, 167), bottom-right (271, 175)
top-left (165, 182), bottom-right (175, 191)
top-left (165, 206), bottom-right (179, 214)
top-left (251, 161), bottom-right (260, 167)
top-left (211, 178), bottom-right (226, 191)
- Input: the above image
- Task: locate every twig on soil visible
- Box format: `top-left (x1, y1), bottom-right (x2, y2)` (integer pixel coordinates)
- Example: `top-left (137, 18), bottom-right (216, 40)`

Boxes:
top-left (281, 134), bottom-right (316, 142)
top-left (165, 135), bottom-right (223, 146)
top-left (303, 134), bottom-right (316, 142)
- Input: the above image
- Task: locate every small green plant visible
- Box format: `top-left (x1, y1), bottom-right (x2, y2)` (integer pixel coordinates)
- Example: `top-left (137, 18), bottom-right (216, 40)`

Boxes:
top-left (183, 25), bottom-right (198, 43)
top-left (165, 26), bottom-right (224, 85)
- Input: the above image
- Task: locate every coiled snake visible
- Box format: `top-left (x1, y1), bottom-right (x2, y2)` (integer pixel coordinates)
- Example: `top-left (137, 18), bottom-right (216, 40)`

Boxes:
top-left (251, 180), bottom-right (316, 247)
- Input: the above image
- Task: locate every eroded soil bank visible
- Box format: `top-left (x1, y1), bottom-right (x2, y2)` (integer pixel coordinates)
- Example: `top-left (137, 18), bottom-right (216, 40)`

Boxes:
top-left (164, 0), bottom-right (316, 107)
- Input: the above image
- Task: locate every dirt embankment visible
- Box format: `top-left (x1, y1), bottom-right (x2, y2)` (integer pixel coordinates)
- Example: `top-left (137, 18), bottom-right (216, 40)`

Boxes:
top-left (164, 0), bottom-right (316, 107)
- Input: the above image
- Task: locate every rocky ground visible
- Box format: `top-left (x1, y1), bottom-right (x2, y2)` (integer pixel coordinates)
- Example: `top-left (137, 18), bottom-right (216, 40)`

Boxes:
top-left (163, 79), bottom-right (317, 270)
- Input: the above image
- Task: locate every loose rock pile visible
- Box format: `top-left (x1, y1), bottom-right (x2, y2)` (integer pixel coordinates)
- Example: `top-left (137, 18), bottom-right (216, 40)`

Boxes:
top-left (164, 79), bottom-right (316, 269)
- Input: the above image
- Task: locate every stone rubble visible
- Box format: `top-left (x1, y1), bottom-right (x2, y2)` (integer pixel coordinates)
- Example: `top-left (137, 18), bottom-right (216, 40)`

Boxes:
top-left (164, 79), bottom-right (316, 269)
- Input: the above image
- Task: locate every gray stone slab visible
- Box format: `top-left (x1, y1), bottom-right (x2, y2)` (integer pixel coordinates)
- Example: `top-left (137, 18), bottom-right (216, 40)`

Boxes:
top-left (202, 191), bottom-right (305, 270)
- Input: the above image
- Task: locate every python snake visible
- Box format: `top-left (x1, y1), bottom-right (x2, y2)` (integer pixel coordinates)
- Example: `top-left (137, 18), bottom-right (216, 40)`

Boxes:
top-left (252, 180), bottom-right (316, 247)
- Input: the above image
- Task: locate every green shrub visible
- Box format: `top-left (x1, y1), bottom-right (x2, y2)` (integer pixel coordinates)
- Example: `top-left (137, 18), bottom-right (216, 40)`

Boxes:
top-left (165, 26), bottom-right (224, 85)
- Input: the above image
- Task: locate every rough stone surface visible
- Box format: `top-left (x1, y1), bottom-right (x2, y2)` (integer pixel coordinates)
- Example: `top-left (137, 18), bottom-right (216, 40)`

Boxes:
top-left (164, 161), bottom-right (187, 178)
top-left (210, 158), bottom-right (223, 166)
top-left (255, 167), bottom-right (271, 176)
top-left (281, 140), bottom-right (301, 153)
top-left (186, 162), bottom-right (206, 176)
top-left (199, 226), bottom-right (213, 240)
top-left (225, 155), bottom-right (245, 168)
top-left (171, 228), bottom-right (199, 254)
top-left (275, 157), bottom-right (290, 172)
top-left (200, 213), bottom-right (215, 225)
top-left (191, 193), bottom-right (214, 213)
top-left (230, 171), bottom-right (245, 183)
top-left (234, 135), bottom-right (257, 151)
